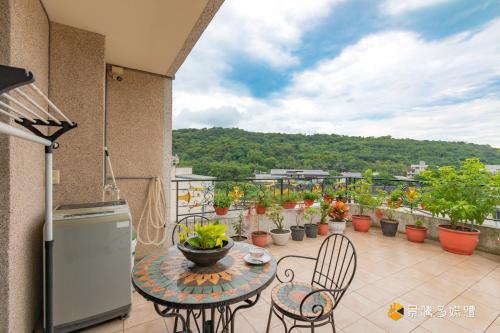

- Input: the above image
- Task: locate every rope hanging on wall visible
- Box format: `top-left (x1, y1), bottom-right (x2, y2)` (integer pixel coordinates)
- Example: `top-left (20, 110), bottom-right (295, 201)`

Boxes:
top-left (136, 177), bottom-right (168, 246)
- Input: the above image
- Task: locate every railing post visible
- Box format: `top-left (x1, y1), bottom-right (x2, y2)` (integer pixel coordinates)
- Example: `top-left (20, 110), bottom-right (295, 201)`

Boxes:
top-left (175, 181), bottom-right (179, 223)
top-left (280, 179), bottom-right (284, 199)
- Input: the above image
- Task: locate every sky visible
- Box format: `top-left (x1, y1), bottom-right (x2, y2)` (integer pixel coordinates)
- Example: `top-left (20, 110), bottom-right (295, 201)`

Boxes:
top-left (173, 0), bottom-right (500, 147)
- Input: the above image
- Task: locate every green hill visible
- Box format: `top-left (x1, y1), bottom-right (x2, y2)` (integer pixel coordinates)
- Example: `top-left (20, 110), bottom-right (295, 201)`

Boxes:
top-left (173, 128), bottom-right (500, 179)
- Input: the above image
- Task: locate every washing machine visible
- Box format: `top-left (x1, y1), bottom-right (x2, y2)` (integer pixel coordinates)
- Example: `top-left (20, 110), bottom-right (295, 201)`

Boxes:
top-left (49, 200), bottom-right (132, 332)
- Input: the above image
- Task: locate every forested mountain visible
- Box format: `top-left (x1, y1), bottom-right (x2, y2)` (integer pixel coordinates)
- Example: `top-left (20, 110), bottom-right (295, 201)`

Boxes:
top-left (173, 128), bottom-right (500, 179)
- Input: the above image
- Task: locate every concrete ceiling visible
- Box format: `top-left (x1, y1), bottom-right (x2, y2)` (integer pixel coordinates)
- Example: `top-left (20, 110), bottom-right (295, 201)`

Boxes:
top-left (41, 0), bottom-right (223, 77)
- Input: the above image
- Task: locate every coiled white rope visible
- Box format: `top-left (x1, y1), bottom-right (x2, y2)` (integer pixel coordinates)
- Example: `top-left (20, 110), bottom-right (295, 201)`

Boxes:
top-left (136, 177), bottom-right (168, 246)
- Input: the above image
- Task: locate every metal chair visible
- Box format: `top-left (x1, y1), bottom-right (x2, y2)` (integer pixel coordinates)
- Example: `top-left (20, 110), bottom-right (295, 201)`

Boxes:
top-left (171, 214), bottom-right (211, 245)
top-left (266, 233), bottom-right (357, 333)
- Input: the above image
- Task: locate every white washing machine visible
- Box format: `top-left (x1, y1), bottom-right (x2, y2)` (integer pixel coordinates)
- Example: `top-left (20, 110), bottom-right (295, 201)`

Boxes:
top-left (49, 200), bottom-right (132, 332)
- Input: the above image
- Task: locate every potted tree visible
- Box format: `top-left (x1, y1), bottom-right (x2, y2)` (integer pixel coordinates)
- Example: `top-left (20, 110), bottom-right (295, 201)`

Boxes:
top-left (403, 187), bottom-right (428, 243)
top-left (318, 199), bottom-right (330, 235)
top-left (231, 212), bottom-right (248, 242)
top-left (304, 207), bottom-right (319, 238)
top-left (349, 169), bottom-right (384, 232)
top-left (302, 191), bottom-right (319, 207)
top-left (213, 190), bottom-right (231, 216)
top-left (329, 200), bottom-right (350, 234)
top-left (334, 185), bottom-right (349, 203)
top-left (251, 213), bottom-right (268, 247)
top-left (379, 188), bottom-right (403, 237)
top-left (291, 204), bottom-right (306, 241)
top-left (267, 204), bottom-right (290, 245)
top-left (280, 192), bottom-right (299, 209)
top-left (255, 190), bottom-right (272, 215)
top-left (178, 221), bottom-right (234, 266)
top-left (421, 158), bottom-right (500, 255)
top-left (322, 188), bottom-right (334, 204)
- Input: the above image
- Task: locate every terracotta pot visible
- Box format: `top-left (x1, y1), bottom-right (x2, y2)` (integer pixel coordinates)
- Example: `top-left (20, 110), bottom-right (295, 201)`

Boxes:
top-left (214, 206), bottom-right (229, 216)
top-left (405, 225), bottom-right (427, 243)
top-left (323, 195), bottom-right (333, 204)
top-left (251, 231), bottom-right (268, 247)
top-left (352, 215), bottom-right (372, 232)
top-left (437, 224), bottom-right (480, 255)
top-left (318, 223), bottom-right (329, 235)
top-left (304, 199), bottom-right (315, 207)
top-left (282, 202), bottom-right (296, 209)
top-left (255, 204), bottom-right (267, 215)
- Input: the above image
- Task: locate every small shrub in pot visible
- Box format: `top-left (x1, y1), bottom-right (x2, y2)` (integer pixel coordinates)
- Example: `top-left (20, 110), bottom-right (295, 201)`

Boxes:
top-left (379, 188), bottom-right (403, 237)
top-left (256, 190), bottom-right (272, 215)
top-left (302, 190), bottom-right (319, 207)
top-left (329, 200), bottom-right (350, 234)
top-left (406, 219), bottom-right (427, 243)
top-left (267, 204), bottom-right (290, 246)
top-left (349, 169), bottom-right (384, 232)
top-left (231, 212), bottom-right (248, 242)
top-left (318, 199), bottom-right (331, 235)
top-left (213, 191), bottom-right (231, 216)
top-left (304, 207), bottom-right (319, 238)
top-left (291, 205), bottom-right (305, 241)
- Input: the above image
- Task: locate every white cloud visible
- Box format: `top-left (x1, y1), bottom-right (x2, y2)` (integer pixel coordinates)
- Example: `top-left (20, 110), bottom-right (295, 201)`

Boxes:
top-left (174, 9), bottom-right (500, 147)
top-left (381, 0), bottom-right (454, 16)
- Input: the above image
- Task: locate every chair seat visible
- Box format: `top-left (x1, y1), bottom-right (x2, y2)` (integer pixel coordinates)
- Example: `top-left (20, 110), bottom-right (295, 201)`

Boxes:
top-left (271, 282), bottom-right (334, 319)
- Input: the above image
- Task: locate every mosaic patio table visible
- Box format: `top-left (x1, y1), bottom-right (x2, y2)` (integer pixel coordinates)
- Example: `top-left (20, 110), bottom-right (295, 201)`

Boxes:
top-left (132, 242), bottom-right (277, 333)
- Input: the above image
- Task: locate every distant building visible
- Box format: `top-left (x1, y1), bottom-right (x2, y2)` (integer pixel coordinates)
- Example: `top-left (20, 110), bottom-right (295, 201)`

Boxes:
top-left (486, 165), bottom-right (500, 174)
top-left (340, 172), bottom-right (362, 179)
top-left (255, 169), bottom-right (329, 179)
top-left (407, 161), bottom-right (428, 178)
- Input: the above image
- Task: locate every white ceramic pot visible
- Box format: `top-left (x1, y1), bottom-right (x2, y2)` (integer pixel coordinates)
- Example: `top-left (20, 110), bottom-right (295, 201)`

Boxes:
top-left (270, 229), bottom-right (291, 246)
top-left (330, 220), bottom-right (346, 234)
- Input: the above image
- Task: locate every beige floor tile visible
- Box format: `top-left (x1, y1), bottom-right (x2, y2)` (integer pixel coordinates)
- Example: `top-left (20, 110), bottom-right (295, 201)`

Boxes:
top-left (445, 294), bottom-right (499, 333)
top-left (484, 315), bottom-right (500, 333)
top-left (421, 318), bottom-right (472, 333)
top-left (341, 291), bottom-right (380, 316)
top-left (468, 276), bottom-right (500, 299)
top-left (132, 291), bottom-right (148, 307)
top-left (414, 278), bottom-right (467, 305)
top-left (461, 289), bottom-right (500, 312)
top-left (411, 326), bottom-right (432, 333)
top-left (124, 302), bottom-right (161, 329)
top-left (412, 260), bottom-right (453, 276)
top-left (81, 318), bottom-right (124, 333)
top-left (365, 303), bottom-right (420, 333)
top-left (333, 304), bottom-right (362, 329)
top-left (355, 283), bottom-right (401, 306)
top-left (123, 319), bottom-right (167, 333)
top-left (343, 318), bottom-right (386, 333)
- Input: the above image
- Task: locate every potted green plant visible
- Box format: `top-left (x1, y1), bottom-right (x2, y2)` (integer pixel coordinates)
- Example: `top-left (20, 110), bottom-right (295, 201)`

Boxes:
top-left (231, 212), bottom-right (248, 242)
top-left (379, 188), bottom-right (403, 237)
top-left (251, 214), bottom-right (268, 247)
top-left (267, 204), bottom-right (290, 245)
top-left (178, 221), bottom-right (234, 266)
top-left (318, 199), bottom-right (331, 235)
top-left (291, 205), bottom-right (306, 241)
top-left (323, 187), bottom-right (334, 204)
top-left (420, 158), bottom-right (500, 255)
top-left (349, 169), bottom-right (384, 232)
top-left (304, 207), bottom-right (319, 238)
top-left (256, 190), bottom-right (272, 215)
top-left (334, 185), bottom-right (349, 203)
top-left (280, 192), bottom-right (299, 209)
top-left (213, 190), bottom-right (231, 216)
top-left (329, 200), bottom-right (350, 234)
top-left (403, 187), bottom-right (427, 242)
top-left (302, 190), bottom-right (319, 207)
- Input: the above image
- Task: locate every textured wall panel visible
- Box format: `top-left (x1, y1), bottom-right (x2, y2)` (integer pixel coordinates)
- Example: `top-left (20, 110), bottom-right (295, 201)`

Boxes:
top-left (50, 23), bottom-right (105, 206)
top-left (106, 69), bottom-right (170, 258)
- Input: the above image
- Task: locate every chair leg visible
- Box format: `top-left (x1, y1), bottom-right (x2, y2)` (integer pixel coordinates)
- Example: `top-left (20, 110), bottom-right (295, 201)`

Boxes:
top-left (266, 304), bottom-right (274, 333)
top-left (331, 313), bottom-right (336, 333)
top-left (310, 321), bottom-right (315, 333)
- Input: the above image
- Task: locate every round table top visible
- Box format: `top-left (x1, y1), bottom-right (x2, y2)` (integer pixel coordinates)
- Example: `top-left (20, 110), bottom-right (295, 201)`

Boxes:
top-left (132, 242), bottom-right (277, 309)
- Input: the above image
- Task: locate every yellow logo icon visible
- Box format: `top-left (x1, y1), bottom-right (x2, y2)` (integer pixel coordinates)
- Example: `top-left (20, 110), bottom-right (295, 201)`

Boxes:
top-left (388, 302), bottom-right (404, 321)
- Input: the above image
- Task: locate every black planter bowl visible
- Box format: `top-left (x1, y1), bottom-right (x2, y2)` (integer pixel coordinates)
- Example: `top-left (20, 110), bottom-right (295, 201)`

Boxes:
top-left (291, 226), bottom-right (305, 241)
top-left (177, 237), bottom-right (234, 266)
top-left (304, 223), bottom-right (318, 238)
top-left (380, 219), bottom-right (399, 237)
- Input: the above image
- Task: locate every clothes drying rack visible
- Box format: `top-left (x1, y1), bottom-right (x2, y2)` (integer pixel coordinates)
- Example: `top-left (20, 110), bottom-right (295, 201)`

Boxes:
top-left (0, 64), bottom-right (77, 333)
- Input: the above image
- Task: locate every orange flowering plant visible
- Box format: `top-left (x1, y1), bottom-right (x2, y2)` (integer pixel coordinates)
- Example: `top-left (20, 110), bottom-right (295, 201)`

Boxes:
top-left (329, 201), bottom-right (350, 221)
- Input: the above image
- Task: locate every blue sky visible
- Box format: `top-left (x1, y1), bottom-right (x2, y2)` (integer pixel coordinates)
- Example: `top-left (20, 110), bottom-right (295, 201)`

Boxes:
top-left (173, 0), bottom-right (500, 147)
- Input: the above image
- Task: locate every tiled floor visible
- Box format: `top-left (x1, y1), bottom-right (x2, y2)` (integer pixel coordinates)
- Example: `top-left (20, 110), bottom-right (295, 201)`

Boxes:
top-left (83, 226), bottom-right (500, 333)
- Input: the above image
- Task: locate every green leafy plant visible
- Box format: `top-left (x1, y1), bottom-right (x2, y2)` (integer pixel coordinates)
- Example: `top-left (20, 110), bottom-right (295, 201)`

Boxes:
top-left (323, 187), bottom-right (335, 198)
top-left (279, 191), bottom-right (299, 204)
top-left (304, 207), bottom-right (319, 224)
top-left (319, 200), bottom-right (330, 224)
top-left (179, 221), bottom-right (229, 249)
top-left (257, 189), bottom-right (272, 208)
top-left (266, 203), bottom-right (286, 230)
top-left (302, 191), bottom-right (319, 201)
top-left (349, 169), bottom-right (384, 215)
top-left (403, 187), bottom-right (420, 212)
top-left (420, 158), bottom-right (500, 230)
top-left (383, 188), bottom-right (404, 220)
top-left (213, 190), bottom-right (231, 208)
top-left (232, 212), bottom-right (246, 238)
top-left (414, 219), bottom-right (424, 228)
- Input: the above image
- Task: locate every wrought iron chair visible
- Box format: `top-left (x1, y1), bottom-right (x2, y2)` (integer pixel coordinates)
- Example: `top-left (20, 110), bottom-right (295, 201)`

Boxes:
top-left (171, 214), bottom-right (211, 245)
top-left (266, 233), bottom-right (357, 333)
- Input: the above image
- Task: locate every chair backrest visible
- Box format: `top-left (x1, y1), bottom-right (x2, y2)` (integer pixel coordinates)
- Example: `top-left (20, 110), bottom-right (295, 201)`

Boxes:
top-left (311, 233), bottom-right (357, 308)
top-left (171, 214), bottom-right (211, 245)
